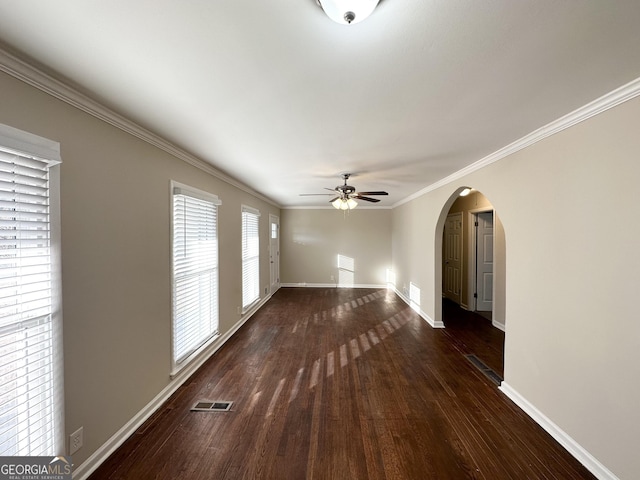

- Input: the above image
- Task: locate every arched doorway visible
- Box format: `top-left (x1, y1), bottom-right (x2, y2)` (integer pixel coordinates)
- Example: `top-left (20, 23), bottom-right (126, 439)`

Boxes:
top-left (435, 187), bottom-right (506, 377)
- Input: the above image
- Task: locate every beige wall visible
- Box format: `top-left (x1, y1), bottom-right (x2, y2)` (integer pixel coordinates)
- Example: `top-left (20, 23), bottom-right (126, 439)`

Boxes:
top-left (0, 71), bottom-right (280, 467)
top-left (280, 209), bottom-right (391, 287)
top-left (391, 95), bottom-right (640, 479)
top-left (4, 59), bottom-right (640, 479)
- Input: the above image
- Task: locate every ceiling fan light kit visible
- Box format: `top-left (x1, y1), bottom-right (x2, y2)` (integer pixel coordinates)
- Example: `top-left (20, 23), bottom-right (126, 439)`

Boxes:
top-left (332, 197), bottom-right (358, 210)
top-left (317, 0), bottom-right (380, 25)
top-left (301, 173), bottom-right (388, 211)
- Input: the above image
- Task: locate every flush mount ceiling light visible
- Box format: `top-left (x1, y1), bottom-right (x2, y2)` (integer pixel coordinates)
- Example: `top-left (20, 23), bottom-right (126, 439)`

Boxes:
top-left (317, 0), bottom-right (380, 25)
top-left (459, 188), bottom-right (472, 197)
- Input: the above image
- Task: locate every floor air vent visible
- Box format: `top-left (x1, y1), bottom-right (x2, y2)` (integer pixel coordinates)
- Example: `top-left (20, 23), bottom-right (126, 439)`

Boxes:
top-left (191, 401), bottom-right (233, 412)
top-left (465, 354), bottom-right (503, 386)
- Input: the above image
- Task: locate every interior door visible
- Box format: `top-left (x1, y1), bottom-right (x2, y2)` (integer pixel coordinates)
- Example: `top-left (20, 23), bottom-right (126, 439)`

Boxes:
top-left (269, 215), bottom-right (280, 294)
top-left (475, 211), bottom-right (494, 311)
top-left (444, 213), bottom-right (463, 305)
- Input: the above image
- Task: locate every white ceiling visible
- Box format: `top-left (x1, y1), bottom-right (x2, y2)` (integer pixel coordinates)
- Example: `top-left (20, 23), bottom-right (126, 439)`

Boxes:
top-left (1, 1), bottom-right (640, 207)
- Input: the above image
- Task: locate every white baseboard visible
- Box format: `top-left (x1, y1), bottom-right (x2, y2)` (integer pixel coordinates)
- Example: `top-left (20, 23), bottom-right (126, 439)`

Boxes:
top-left (72, 294), bottom-right (272, 480)
top-left (280, 283), bottom-right (386, 289)
top-left (393, 288), bottom-right (444, 328)
top-left (492, 320), bottom-right (506, 332)
top-left (499, 382), bottom-right (619, 480)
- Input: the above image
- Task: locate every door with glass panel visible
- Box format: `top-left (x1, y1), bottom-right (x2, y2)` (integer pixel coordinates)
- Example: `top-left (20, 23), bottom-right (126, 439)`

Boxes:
top-left (269, 215), bottom-right (280, 294)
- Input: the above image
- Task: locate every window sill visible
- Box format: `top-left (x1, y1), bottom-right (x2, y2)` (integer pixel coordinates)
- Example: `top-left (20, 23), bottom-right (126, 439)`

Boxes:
top-left (170, 332), bottom-right (220, 379)
top-left (241, 298), bottom-right (261, 315)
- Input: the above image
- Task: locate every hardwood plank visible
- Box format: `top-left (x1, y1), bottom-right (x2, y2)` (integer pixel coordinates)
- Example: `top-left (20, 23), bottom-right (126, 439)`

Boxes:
top-left (88, 288), bottom-right (594, 479)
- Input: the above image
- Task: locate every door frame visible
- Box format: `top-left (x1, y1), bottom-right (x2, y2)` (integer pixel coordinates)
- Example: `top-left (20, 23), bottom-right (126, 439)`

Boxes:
top-left (467, 208), bottom-right (494, 311)
top-left (269, 214), bottom-right (280, 295)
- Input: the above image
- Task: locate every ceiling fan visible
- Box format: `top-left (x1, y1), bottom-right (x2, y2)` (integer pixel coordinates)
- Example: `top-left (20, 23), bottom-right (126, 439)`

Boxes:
top-left (300, 173), bottom-right (388, 209)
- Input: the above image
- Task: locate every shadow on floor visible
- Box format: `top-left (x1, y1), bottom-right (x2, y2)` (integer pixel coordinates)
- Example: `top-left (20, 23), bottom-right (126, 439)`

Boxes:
top-left (442, 298), bottom-right (504, 376)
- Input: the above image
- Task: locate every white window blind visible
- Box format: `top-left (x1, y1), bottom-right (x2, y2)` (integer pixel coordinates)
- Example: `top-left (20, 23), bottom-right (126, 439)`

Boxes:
top-left (171, 185), bottom-right (221, 371)
top-left (241, 206), bottom-right (260, 310)
top-left (0, 126), bottom-right (61, 456)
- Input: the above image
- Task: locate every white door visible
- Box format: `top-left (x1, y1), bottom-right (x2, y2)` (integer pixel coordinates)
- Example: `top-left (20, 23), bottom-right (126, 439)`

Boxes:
top-left (475, 211), bottom-right (493, 311)
top-left (269, 215), bottom-right (280, 294)
top-left (444, 213), bottom-right (463, 305)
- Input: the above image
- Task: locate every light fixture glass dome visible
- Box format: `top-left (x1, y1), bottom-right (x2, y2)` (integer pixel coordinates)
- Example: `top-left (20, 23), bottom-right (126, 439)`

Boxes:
top-left (332, 197), bottom-right (358, 210)
top-left (319, 0), bottom-right (380, 25)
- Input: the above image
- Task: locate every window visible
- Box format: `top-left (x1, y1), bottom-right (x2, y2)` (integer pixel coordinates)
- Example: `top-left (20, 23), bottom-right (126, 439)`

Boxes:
top-left (171, 183), bottom-right (221, 373)
top-left (241, 206), bottom-right (260, 310)
top-left (0, 124), bottom-right (62, 456)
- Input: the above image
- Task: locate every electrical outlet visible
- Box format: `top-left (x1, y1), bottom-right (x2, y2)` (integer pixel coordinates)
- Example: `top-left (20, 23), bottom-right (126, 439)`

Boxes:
top-left (330, 275), bottom-right (335, 281)
top-left (69, 426), bottom-right (83, 455)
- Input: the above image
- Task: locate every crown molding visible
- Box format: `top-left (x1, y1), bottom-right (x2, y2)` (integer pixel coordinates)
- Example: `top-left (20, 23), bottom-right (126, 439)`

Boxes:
top-left (394, 76), bottom-right (640, 208)
top-left (4, 45), bottom-right (638, 212)
top-left (0, 47), bottom-right (280, 208)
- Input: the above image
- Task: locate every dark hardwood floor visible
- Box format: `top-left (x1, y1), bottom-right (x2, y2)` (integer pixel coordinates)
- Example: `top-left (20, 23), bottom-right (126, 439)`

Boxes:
top-left (88, 288), bottom-right (594, 479)
top-left (441, 298), bottom-right (505, 377)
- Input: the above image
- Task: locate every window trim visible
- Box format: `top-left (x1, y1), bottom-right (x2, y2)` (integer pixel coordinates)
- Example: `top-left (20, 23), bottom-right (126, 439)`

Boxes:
top-left (170, 181), bottom-right (222, 376)
top-left (241, 204), bottom-right (260, 312)
top-left (0, 123), bottom-right (64, 455)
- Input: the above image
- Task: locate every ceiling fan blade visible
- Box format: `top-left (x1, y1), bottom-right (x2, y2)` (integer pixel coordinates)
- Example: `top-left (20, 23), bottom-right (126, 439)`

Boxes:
top-left (299, 193), bottom-right (334, 196)
top-left (356, 191), bottom-right (388, 196)
top-left (324, 187), bottom-right (338, 192)
top-left (354, 195), bottom-right (381, 203)
top-left (328, 197), bottom-right (339, 203)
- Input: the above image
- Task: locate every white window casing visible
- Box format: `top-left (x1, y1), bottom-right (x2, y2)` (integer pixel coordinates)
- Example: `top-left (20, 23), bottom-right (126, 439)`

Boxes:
top-left (0, 123), bottom-right (63, 456)
top-left (170, 182), bottom-right (221, 375)
top-left (241, 205), bottom-right (260, 311)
